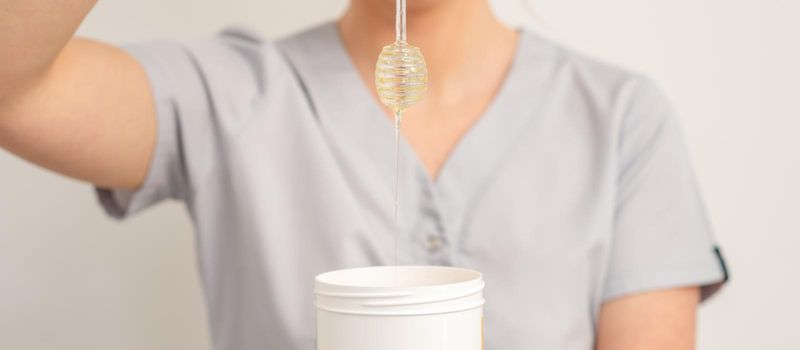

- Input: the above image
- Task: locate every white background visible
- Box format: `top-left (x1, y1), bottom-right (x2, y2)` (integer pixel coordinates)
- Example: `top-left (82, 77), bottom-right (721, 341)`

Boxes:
top-left (1, 0), bottom-right (798, 349)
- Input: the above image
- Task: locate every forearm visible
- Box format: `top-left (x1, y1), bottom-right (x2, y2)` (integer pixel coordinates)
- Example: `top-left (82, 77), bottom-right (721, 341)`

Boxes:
top-left (0, 0), bottom-right (97, 100)
top-left (596, 287), bottom-right (700, 350)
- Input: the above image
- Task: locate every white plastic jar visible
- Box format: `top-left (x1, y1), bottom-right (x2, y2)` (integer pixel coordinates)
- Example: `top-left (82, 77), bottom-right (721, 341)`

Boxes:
top-left (315, 265), bottom-right (485, 350)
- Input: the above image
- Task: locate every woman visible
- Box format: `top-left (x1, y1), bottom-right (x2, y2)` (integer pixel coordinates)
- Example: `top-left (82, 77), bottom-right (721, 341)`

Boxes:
top-left (0, 0), bottom-right (727, 349)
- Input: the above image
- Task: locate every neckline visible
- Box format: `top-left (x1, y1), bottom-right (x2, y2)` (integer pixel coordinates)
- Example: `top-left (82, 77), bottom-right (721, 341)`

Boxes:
top-left (327, 23), bottom-right (528, 186)
top-left (277, 22), bottom-right (559, 230)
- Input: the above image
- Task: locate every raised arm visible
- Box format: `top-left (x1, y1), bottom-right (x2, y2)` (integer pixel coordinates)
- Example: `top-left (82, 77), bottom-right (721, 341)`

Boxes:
top-left (0, 0), bottom-right (156, 189)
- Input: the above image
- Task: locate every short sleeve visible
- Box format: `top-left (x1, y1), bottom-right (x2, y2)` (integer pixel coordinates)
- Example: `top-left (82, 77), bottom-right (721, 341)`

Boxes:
top-left (96, 28), bottom-right (267, 218)
top-left (603, 76), bottom-right (729, 302)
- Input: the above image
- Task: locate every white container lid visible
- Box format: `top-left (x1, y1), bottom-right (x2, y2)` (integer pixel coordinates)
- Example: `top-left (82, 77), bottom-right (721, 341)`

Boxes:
top-left (315, 265), bottom-right (485, 316)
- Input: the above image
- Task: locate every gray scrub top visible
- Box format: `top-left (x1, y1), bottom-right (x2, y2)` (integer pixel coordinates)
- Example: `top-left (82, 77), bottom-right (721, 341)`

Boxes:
top-left (97, 22), bottom-right (728, 350)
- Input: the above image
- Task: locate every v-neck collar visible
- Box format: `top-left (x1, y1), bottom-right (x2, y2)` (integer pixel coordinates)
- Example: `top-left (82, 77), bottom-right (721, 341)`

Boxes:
top-left (277, 22), bottom-right (561, 233)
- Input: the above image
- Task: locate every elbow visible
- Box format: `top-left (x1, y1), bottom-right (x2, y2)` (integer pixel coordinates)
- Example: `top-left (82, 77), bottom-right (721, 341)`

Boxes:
top-left (0, 57), bottom-right (55, 114)
top-left (0, 72), bottom-right (42, 128)
top-left (0, 83), bottom-right (18, 128)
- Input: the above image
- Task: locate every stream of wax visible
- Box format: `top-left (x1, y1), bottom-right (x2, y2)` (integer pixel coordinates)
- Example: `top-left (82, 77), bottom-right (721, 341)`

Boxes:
top-left (374, 0), bottom-right (427, 284)
top-left (393, 111), bottom-right (402, 280)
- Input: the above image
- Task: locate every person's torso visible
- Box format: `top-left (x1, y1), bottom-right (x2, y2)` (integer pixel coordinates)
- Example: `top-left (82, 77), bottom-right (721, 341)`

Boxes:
top-left (187, 23), bottom-right (635, 349)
